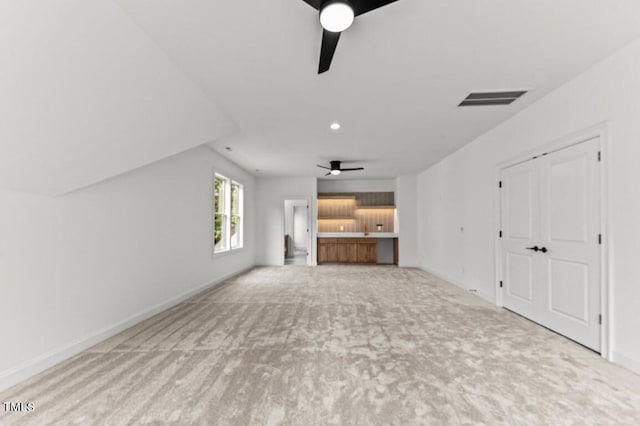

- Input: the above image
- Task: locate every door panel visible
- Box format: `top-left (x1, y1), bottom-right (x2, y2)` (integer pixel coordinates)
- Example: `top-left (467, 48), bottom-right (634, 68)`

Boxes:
top-left (506, 253), bottom-right (533, 302)
top-left (538, 138), bottom-right (601, 350)
top-left (501, 159), bottom-right (539, 320)
top-left (548, 259), bottom-right (589, 323)
top-left (549, 154), bottom-right (588, 242)
top-left (506, 169), bottom-right (534, 240)
top-left (501, 137), bottom-right (601, 352)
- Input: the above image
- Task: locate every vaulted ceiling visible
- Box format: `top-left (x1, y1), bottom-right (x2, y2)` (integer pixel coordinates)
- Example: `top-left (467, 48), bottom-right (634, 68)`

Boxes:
top-left (3, 1), bottom-right (640, 195)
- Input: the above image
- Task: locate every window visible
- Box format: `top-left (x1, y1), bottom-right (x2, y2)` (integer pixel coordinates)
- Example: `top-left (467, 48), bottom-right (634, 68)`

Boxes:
top-left (214, 174), bottom-right (243, 253)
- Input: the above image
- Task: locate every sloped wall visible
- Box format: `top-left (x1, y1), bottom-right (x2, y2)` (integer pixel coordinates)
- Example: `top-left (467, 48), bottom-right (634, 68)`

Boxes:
top-left (0, 146), bottom-right (255, 390)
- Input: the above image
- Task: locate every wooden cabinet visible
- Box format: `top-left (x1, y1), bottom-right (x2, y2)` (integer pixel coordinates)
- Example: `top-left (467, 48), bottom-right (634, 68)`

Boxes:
top-left (356, 239), bottom-right (376, 263)
top-left (318, 238), bottom-right (376, 264)
top-left (337, 240), bottom-right (358, 263)
top-left (317, 238), bottom-right (334, 264)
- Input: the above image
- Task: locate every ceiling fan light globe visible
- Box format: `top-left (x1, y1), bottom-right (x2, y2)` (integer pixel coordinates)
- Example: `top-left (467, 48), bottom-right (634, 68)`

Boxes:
top-left (330, 169), bottom-right (341, 175)
top-left (320, 2), bottom-right (355, 32)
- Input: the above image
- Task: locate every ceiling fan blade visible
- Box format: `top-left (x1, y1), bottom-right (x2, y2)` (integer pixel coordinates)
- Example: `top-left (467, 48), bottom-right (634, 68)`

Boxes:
top-left (318, 29), bottom-right (341, 74)
top-left (340, 167), bottom-right (365, 171)
top-left (301, 0), bottom-right (321, 9)
top-left (325, 172), bottom-right (332, 176)
top-left (353, 0), bottom-right (399, 16)
top-left (317, 165), bottom-right (330, 170)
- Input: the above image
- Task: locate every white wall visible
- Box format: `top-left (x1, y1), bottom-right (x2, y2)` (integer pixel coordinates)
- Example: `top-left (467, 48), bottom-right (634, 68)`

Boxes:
top-left (317, 179), bottom-right (396, 193)
top-left (0, 146), bottom-right (256, 390)
top-left (396, 176), bottom-right (418, 267)
top-left (416, 38), bottom-right (640, 373)
top-left (256, 177), bottom-right (317, 265)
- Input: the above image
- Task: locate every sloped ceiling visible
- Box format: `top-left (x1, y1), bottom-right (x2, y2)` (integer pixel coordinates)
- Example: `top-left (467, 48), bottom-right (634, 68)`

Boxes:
top-left (0, 1), bottom-right (235, 196)
top-left (115, 0), bottom-right (640, 180)
top-left (3, 1), bottom-right (640, 194)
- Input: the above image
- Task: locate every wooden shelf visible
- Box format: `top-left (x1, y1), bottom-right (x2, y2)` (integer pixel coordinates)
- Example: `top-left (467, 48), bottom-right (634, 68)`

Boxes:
top-left (317, 195), bottom-right (356, 200)
top-left (317, 216), bottom-right (355, 220)
top-left (356, 205), bottom-right (396, 210)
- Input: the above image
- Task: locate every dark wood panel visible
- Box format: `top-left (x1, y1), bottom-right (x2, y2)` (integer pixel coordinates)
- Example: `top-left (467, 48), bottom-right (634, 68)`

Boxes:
top-left (393, 237), bottom-right (399, 266)
top-left (318, 237), bottom-right (379, 264)
top-left (318, 238), bottom-right (338, 244)
top-left (337, 243), bottom-right (349, 263)
top-left (327, 242), bottom-right (338, 262)
top-left (357, 242), bottom-right (376, 263)
top-left (317, 242), bottom-right (328, 264)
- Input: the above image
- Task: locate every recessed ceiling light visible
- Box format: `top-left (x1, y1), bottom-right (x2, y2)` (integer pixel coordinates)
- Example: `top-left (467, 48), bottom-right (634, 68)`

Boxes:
top-left (330, 122), bottom-right (341, 130)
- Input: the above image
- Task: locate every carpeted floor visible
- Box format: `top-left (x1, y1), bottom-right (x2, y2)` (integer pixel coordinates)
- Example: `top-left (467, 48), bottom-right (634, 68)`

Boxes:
top-left (1, 266), bottom-right (639, 425)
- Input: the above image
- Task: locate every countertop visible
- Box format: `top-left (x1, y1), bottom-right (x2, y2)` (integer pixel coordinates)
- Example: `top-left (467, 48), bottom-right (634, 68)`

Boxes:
top-left (317, 232), bottom-right (398, 238)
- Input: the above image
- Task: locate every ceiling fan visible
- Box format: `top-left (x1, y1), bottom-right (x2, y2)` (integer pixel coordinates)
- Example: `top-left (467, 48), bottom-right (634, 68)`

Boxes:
top-left (317, 160), bottom-right (364, 176)
top-left (301, 0), bottom-right (400, 73)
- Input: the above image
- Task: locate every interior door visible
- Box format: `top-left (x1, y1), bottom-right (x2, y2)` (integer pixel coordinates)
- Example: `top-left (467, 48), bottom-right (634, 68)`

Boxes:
top-left (501, 158), bottom-right (540, 321)
top-left (501, 138), bottom-right (601, 352)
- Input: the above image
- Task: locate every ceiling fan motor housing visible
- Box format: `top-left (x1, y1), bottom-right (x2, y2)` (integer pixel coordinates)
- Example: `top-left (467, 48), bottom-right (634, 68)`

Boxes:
top-left (320, 0), bottom-right (353, 11)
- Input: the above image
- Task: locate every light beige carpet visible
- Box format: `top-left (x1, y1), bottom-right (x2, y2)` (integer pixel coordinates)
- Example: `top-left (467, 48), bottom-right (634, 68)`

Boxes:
top-left (1, 266), bottom-right (639, 425)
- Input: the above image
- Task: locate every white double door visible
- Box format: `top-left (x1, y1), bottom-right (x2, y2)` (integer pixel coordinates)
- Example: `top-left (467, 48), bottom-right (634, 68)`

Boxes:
top-left (501, 138), bottom-right (601, 351)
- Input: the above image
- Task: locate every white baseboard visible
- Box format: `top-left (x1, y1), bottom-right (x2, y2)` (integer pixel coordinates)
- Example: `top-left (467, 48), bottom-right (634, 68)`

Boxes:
top-left (419, 264), bottom-right (497, 305)
top-left (611, 350), bottom-right (640, 375)
top-left (0, 265), bottom-right (254, 393)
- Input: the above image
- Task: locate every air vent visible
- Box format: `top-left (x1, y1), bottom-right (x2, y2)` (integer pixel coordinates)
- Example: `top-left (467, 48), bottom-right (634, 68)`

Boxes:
top-left (458, 90), bottom-right (527, 107)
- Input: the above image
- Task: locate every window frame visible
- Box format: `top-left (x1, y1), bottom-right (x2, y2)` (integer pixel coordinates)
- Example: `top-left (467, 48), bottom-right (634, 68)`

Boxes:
top-left (214, 173), bottom-right (243, 254)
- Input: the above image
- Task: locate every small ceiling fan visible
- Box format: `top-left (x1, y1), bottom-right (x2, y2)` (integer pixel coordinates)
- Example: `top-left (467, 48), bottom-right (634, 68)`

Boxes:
top-left (301, 0), bottom-right (401, 73)
top-left (317, 160), bottom-right (364, 176)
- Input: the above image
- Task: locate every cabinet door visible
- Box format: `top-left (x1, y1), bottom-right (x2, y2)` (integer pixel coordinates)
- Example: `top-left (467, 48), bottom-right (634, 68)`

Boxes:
top-left (357, 243), bottom-right (369, 263)
top-left (347, 243), bottom-right (358, 263)
top-left (337, 243), bottom-right (349, 262)
top-left (317, 242), bottom-right (328, 264)
top-left (327, 242), bottom-right (338, 262)
top-left (366, 243), bottom-right (377, 263)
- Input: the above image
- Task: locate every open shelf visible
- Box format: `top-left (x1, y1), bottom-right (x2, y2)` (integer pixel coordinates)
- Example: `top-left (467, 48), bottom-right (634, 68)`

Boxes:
top-left (356, 205), bottom-right (396, 210)
top-left (317, 216), bottom-right (355, 220)
top-left (317, 195), bottom-right (357, 200)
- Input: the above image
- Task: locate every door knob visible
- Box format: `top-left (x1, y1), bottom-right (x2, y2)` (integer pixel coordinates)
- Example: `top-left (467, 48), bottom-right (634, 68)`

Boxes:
top-left (526, 246), bottom-right (540, 252)
top-left (539, 247), bottom-right (548, 253)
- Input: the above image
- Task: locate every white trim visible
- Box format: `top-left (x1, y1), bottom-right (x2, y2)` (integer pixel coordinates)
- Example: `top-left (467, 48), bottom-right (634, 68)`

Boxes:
top-left (0, 266), bottom-right (254, 393)
top-left (419, 265), bottom-right (495, 305)
top-left (494, 122), bottom-right (611, 360)
top-left (611, 350), bottom-right (640, 375)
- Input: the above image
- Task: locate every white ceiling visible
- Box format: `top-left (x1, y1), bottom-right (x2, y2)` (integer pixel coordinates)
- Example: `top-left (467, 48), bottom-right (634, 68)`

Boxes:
top-left (3, 1), bottom-right (640, 194)
top-left (0, 1), bottom-right (234, 195)
top-left (114, 0), bottom-right (640, 180)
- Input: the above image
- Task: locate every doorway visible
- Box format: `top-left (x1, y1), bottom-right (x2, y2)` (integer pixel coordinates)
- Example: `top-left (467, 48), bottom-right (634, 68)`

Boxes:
top-left (500, 137), bottom-right (602, 352)
top-left (283, 199), bottom-right (310, 265)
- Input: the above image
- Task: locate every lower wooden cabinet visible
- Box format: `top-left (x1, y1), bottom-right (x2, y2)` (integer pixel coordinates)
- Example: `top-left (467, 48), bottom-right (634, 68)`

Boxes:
top-left (337, 242), bottom-right (358, 263)
top-left (318, 238), bottom-right (376, 264)
top-left (357, 240), bottom-right (376, 263)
